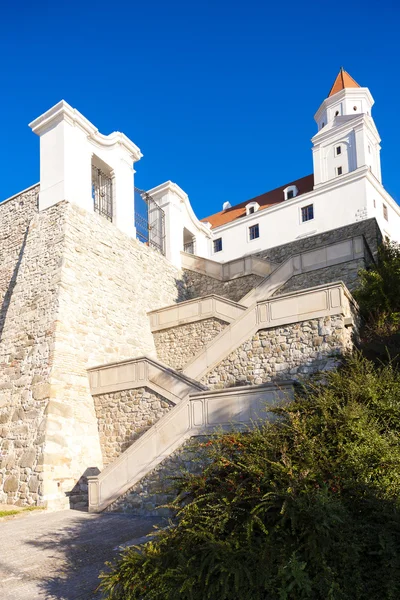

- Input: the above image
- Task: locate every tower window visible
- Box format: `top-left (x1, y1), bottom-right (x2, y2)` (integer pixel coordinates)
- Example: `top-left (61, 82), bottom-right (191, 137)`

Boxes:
top-left (373, 199), bottom-right (376, 208)
top-left (383, 204), bottom-right (388, 221)
top-left (213, 238), bottom-right (223, 253)
top-left (301, 204), bottom-right (314, 222)
top-left (335, 110), bottom-right (339, 116)
top-left (335, 145), bottom-right (342, 156)
top-left (337, 166), bottom-right (343, 176)
top-left (368, 145), bottom-right (371, 154)
top-left (353, 106), bottom-right (357, 111)
top-left (249, 224), bottom-right (259, 241)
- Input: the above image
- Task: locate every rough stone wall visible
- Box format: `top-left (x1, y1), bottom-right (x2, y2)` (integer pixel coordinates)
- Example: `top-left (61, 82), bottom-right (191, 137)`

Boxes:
top-left (153, 318), bottom-right (228, 370)
top-left (44, 203), bottom-right (187, 508)
top-left (254, 219), bottom-right (381, 264)
top-left (106, 437), bottom-right (204, 516)
top-left (274, 258), bottom-right (366, 296)
top-left (0, 195), bottom-right (187, 508)
top-left (201, 316), bottom-right (353, 389)
top-left (93, 387), bottom-right (174, 466)
top-left (182, 269), bottom-right (262, 303)
top-left (0, 188), bottom-right (65, 507)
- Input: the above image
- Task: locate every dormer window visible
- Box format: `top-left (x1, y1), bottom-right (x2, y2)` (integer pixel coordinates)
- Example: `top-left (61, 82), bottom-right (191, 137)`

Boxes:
top-left (283, 185), bottom-right (298, 201)
top-left (245, 202), bottom-right (260, 216)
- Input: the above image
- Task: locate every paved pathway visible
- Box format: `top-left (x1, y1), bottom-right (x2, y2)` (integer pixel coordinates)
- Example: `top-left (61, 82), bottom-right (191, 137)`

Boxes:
top-left (0, 509), bottom-right (160, 599)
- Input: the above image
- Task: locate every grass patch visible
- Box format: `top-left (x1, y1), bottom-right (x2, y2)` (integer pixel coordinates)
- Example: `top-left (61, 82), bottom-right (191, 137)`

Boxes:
top-left (0, 506), bottom-right (45, 518)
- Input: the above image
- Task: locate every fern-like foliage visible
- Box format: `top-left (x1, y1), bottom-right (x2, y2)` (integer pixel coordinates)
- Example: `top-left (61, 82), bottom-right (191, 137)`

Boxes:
top-left (99, 354), bottom-right (400, 600)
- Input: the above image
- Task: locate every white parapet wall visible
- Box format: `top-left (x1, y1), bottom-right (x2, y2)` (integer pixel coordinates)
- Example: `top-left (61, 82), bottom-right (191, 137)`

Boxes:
top-left (148, 294), bottom-right (246, 331)
top-left (181, 251), bottom-right (277, 280)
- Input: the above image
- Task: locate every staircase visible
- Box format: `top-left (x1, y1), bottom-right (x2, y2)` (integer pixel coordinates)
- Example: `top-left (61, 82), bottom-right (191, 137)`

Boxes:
top-left (87, 235), bottom-right (365, 513)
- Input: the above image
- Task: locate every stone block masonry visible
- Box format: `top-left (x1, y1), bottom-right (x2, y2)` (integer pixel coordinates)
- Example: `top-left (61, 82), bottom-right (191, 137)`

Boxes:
top-left (182, 269), bottom-right (263, 302)
top-left (106, 437), bottom-right (204, 516)
top-left (254, 219), bottom-right (381, 264)
top-left (201, 316), bottom-right (353, 389)
top-left (274, 258), bottom-right (366, 296)
top-left (153, 318), bottom-right (228, 370)
top-left (0, 191), bottom-right (187, 509)
top-left (93, 387), bottom-right (174, 466)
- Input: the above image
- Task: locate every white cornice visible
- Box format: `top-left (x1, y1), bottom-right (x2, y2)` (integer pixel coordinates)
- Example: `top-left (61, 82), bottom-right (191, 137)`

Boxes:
top-left (29, 100), bottom-right (143, 162)
top-left (147, 180), bottom-right (189, 203)
top-left (312, 113), bottom-right (380, 146)
top-left (314, 87), bottom-right (374, 122)
top-left (147, 181), bottom-right (212, 238)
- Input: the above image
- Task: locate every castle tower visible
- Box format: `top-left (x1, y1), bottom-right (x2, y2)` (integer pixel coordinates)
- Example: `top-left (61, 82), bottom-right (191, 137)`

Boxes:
top-left (312, 68), bottom-right (382, 187)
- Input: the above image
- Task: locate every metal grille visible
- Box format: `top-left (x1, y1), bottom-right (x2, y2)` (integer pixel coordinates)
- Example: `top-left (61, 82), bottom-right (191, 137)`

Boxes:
top-left (183, 241), bottom-right (195, 254)
top-left (92, 165), bottom-right (113, 221)
top-left (135, 187), bottom-right (165, 255)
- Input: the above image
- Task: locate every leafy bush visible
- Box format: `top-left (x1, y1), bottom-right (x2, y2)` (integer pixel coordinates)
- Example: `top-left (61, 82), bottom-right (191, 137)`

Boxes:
top-left (354, 240), bottom-right (400, 336)
top-left (99, 354), bottom-right (400, 600)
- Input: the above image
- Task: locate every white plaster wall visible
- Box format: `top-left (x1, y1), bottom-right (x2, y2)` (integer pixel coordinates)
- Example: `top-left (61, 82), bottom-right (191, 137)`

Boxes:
top-left (30, 101), bottom-right (141, 239)
top-left (208, 176), bottom-right (371, 263)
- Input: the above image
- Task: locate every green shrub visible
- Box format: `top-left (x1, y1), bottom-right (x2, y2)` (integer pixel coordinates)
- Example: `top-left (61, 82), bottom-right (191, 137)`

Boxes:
top-left (99, 354), bottom-right (400, 600)
top-left (354, 240), bottom-right (400, 336)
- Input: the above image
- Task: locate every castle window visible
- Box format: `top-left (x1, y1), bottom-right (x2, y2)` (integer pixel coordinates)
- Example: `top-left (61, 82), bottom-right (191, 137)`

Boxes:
top-left (284, 185), bottom-right (298, 200)
top-left (335, 145), bottom-right (342, 156)
top-left (301, 204), bottom-right (314, 222)
top-left (337, 166), bottom-right (343, 176)
top-left (213, 238), bottom-right (223, 253)
top-left (249, 224), bottom-right (259, 240)
top-left (383, 204), bottom-right (388, 221)
top-left (246, 202), bottom-right (260, 215)
top-left (92, 164), bottom-right (113, 222)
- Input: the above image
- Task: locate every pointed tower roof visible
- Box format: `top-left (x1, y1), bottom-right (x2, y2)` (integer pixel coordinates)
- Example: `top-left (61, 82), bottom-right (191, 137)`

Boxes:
top-left (328, 68), bottom-right (361, 97)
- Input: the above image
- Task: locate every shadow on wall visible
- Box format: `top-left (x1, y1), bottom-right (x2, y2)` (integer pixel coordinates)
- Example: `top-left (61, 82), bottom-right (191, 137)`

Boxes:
top-left (0, 225), bottom-right (30, 343)
top-left (67, 467), bottom-right (100, 511)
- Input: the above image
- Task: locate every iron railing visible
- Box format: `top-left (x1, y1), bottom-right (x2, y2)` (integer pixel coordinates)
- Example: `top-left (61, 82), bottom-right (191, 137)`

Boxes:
top-left (183, 241), bottom-right (195, 254)
top-left (135, 187), bottom-right (166, 255)
top-left (92, 165), bottom-right (113, 221)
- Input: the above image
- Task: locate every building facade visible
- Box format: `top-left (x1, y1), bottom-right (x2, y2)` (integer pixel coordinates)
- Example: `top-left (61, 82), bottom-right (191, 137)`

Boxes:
top-left (148, 69), bottom-right (399, 267)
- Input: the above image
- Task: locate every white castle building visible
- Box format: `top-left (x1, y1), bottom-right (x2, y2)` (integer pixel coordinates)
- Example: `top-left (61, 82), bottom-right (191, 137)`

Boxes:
top-left (0, 69), bottom-right (396, 511)
top-left (27, 68), bottom-right (400, 269)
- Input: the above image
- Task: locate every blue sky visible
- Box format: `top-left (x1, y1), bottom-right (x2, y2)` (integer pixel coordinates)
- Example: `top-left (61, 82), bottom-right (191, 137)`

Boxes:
top-left (1, 0), bottom-right (399, 219)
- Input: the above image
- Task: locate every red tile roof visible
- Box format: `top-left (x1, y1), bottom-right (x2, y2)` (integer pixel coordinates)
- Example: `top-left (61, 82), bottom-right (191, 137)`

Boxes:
top-left (202, 174), bottom-right (314, 229)
top-left (328, 68), bottom-right (360, 97)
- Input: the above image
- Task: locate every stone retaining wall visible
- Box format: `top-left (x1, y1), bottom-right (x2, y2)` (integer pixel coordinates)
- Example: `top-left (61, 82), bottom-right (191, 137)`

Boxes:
top-left (93, 387), bottom-right (174, 466)
top-left (106, 437), bottom-right (204, 516)
top-left (182, 270), bottom-right (262, 302)
top-left (0, 192), bottom-right (187, 508)
top-left (254, 219), bottom-right (381, 264)
top-left (274, 258), bottom-right (365, 296)
top-left (0, 188), bottom-right (63, 506)
top-left (201, 315), bottom-right (353, 389)
top-left (153, 318), bottom-right (228, 370)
